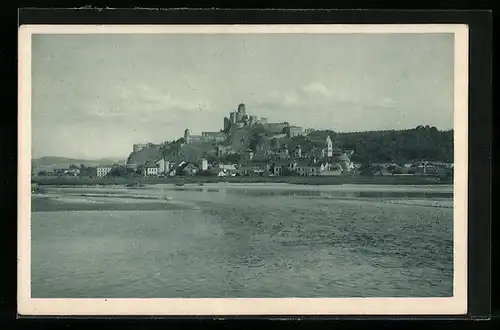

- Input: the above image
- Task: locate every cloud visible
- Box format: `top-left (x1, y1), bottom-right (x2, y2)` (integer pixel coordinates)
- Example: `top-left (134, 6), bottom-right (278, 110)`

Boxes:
top-left (260, 82), bottom-right (400, 113)
top-left (80, 82), bottom-right (214, 123)
top-left (301, 82), bottom-right (329, 97)
top-left (380, 97), bottom-right (397, 107)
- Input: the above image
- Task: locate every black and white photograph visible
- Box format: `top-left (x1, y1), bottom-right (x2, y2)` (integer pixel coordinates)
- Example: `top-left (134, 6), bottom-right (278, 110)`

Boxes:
top-left (18, 24), bottom-right (468, 316)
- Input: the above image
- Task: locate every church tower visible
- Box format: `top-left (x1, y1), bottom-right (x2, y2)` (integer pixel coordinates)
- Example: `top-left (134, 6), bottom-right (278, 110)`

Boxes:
top-left (325, 136), bottom-right (333, 157)
top-left (184, 129), bottom-right (190, 144)
top-left (295, 144), bottom-right (302, 158)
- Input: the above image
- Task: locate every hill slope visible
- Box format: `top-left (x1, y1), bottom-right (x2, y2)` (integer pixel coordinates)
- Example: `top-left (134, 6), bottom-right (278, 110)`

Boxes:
top-left (302, 126), bottom-right (454, 163)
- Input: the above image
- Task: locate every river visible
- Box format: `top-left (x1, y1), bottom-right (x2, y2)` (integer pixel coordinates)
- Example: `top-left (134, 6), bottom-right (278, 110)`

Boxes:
top-left (31, 183), bottom-right (453, 298)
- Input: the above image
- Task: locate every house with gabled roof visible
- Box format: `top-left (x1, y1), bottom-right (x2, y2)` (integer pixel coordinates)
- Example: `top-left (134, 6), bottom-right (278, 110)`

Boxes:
top-left (142, 161), bottom-right (159, 176)
top-left (142, 157), bottom-right (170, 177)
top-left (319, 163), bottom-right (343, 176)
top-left (208, 167), bottom-right (228, 177)
top-left (182, 164), bottom-right (199, 176)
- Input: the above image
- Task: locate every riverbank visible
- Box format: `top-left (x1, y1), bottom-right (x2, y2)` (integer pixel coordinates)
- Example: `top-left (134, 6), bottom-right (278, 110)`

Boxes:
top-left (32, 174), bottom-right (450, 187)
top-left (31, 194), bottom-right (197, 212)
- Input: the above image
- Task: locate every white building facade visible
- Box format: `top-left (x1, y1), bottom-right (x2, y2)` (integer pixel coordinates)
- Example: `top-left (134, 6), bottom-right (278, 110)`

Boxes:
top-left (96, 167), bottom-right (112, 178)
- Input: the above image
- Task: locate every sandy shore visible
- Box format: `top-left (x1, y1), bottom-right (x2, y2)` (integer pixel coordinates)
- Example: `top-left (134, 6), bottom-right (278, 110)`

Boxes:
top-left (31, 195), bottom-right (198, 212)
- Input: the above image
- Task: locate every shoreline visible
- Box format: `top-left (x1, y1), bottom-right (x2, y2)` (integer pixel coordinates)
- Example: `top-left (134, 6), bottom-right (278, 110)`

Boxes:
top-left (32, 175), bottom-right (451, 187)
top-left (31, 194), bottom-right (197, 212)
top-left (31, 191), bottom-right (453, 212)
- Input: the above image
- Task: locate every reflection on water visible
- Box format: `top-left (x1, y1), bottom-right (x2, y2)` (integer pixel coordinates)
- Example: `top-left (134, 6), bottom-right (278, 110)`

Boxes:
top-left (31, 184), bottom-right (454, 298)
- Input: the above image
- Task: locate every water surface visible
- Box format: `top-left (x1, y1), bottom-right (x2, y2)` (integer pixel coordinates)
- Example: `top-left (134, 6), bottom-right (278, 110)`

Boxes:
top-left (31, 183), bottom-right (453, 298)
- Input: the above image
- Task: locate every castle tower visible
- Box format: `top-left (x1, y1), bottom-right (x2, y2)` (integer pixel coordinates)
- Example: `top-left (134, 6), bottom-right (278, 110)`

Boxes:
top-left (133, 144), bottom-right (146, 153)
top-left (223, 117), bottom-right (231, 131)
top-left (238, 103), bottom-right (246, 117)
top-left (229, 112), bottom-right (236, 123)
top-left (325, 136), bottom-right (333, 157)
top-left (184, 129), bottom-right (190, 144)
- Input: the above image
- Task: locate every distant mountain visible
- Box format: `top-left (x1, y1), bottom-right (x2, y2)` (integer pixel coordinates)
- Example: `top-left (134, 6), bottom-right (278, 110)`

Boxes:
top-left (32, 156), bottom-right (125, 167)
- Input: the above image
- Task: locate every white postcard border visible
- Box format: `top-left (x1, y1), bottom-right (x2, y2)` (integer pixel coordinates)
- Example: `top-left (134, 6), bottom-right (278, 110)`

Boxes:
top-left (18, 24), bottom-right (469, 316)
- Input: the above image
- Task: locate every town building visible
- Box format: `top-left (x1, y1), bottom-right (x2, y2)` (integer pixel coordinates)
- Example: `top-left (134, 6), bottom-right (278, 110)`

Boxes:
top-left (277, 145), bottom-right (289, 159)
top-left (327, 152), bottom-right (355, 172)
top-left (198, 158), bottom-right (208, 171)
top-left (208, 167), bottom-right (229, 177)
top-left (293, 145), bottom-right (302, 158)
top-left (242, 149), bottom-right (254, 161)
top-left (156, 157), bottom-right (170, 175)
top-left (141, 157), bottom-right (170, 177)
top-left (96, 166), bottom-right (112, 178)
top-left (305, 136), bottom-right (336, 159)
top-left (167, 161), bottom-right (186, 176)
top-left (269, 160), bottom-right (298, 175)
top-left (309, 147), bottom-right (325, 159)
top-left (319, 163), bottom-right (343, 176)
top-left (291, 160), bottom-right (344, 177)
top-left (143, 162), bottom-right (159, 176)
top-left (217, 163), bottom-right (237, 170)
top-left (239, 163), bottom-right (266, 175)
top-left (296, 163), bottom-right (324, 176)
top-left (182, 164), bottom-right (199, 176)
top-left (216, 145), bottom-right (234, 157)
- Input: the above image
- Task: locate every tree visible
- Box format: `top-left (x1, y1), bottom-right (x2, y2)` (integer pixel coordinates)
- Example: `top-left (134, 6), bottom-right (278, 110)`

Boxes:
top-left (108, 166), bottom-right (128, 177)
top-left (203, 152), bottom-right (219, 163)
top-left (176, 166), bottom-right (186, 176)
top-left (225, 153), bottom-right (242, 164)
top-left (69, 164), bottom-right (78, 170)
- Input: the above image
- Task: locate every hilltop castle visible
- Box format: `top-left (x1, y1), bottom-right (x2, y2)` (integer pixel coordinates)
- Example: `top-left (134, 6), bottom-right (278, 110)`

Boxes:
top-left (182, 103), bottom-right (306, 145)
top-left (126, 101), bottom-right (356, 175)
top-left (132, 102), bottom-right (311, 156)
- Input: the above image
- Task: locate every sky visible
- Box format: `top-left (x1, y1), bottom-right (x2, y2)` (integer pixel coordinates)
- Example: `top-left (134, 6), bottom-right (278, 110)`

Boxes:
top-left (31, 33), bottom-right (455, 159)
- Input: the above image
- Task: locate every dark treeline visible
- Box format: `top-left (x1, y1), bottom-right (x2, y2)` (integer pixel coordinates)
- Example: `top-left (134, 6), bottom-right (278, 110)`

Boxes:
top-left (287, 126), bottom-right (453, 164)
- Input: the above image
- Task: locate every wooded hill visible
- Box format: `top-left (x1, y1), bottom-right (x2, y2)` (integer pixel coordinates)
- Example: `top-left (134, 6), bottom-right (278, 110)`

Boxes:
top-left (295, 126), bottom-right (453, 163)
top-left (246, 125), bottom-right (453, 164)
top-left (124, 125), bottom-right (453, 166)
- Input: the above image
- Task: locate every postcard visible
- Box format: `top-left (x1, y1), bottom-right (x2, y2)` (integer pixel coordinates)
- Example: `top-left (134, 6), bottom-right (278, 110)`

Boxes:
top-left (18, 23), bottom-right (468, 316)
